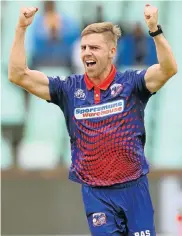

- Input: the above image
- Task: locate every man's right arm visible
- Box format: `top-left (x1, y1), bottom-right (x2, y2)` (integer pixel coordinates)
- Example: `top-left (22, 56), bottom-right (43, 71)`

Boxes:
top-left (8, 7), bottom-right (51, 101)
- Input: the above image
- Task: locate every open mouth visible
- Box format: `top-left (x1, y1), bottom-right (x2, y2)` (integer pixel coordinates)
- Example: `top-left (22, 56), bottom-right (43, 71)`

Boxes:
top-left (85, 60), bottom-right (96, 68)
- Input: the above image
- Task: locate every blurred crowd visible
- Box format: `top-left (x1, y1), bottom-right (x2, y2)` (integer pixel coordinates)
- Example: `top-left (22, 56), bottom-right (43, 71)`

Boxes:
top-left (26, 1), bottom-right (157, 72)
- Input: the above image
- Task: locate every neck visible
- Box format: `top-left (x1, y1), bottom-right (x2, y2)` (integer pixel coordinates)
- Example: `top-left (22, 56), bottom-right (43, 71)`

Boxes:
top-left (89, 64), bottom-right (112, 85)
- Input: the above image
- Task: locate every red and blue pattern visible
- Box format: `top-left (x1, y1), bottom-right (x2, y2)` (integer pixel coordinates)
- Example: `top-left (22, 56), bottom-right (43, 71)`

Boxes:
top-left (48, 66), bottom-right (152, 186)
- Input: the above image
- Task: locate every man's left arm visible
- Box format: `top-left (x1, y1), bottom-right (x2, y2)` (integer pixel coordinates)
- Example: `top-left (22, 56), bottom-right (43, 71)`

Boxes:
top-left (144, 4), bottom-right (178, 93)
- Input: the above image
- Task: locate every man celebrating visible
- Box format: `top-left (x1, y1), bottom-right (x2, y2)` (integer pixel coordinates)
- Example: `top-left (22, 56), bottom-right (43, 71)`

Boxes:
top-left (9, 4), bottom-right (177, 236)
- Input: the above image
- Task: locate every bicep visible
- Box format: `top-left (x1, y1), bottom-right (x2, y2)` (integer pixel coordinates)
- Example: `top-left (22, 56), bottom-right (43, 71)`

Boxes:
top-left (18, 69), bottom-right (51, 100)
top-left (145, 64), bottom-right (171, 93)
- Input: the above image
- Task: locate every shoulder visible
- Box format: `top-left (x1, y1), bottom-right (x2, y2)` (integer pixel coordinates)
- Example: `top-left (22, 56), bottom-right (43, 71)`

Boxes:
top-left (67, 74), bottom-right (84, 84)
top-left (115, 69), bottom-right (133, 82)
top-left (54, 74), bottom-right (84, 82)
top-left (116, 69), bottom-right (147, 81)
top-left (56, 74), bottom-right (84, 90)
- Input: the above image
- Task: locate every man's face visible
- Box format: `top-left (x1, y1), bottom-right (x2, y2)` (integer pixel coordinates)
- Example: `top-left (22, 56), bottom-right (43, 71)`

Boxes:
top-left (81, 33), bottom-right (115, 78)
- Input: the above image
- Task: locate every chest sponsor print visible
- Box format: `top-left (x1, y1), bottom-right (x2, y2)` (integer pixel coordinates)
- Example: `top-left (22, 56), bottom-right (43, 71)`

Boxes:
top-left (74, 99), bottom-right (124, 120)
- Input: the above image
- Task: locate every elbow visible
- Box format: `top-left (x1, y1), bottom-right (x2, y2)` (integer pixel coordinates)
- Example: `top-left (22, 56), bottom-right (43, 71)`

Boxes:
top-left (8, 74), bottom-right (20, 84)
top-left (8, 68), bottom-right (26, 84)
top-left (164, 64), bottom-right (178, 79)
top-left (170, 62), bottom-right (178, 77)
top-left (169, 67), bottom-right (178, 78)
top-left (8, 74), bottom-right (16, 84)
top-left (8, 73), bottom-right (16, 83)
top-left (172, 65), bottom-right (178, 76)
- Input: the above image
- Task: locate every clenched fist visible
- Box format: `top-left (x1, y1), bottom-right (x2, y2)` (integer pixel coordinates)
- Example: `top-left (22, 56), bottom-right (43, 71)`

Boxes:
top-left (18, 7), bottom-right (38, 28)
top-left (144, 4), bottom-right (158, 32)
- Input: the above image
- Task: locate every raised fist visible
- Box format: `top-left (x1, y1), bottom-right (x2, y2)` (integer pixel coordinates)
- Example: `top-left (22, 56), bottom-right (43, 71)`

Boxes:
top-left (144, 4), bottom-right (158, 32)
top-left (18, 7), bottom-right (38, 28)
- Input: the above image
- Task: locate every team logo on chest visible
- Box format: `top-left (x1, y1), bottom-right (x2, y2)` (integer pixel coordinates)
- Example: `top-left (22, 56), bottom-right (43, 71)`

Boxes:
top-left (74, 89), bottom-right (86, 100)
top-left (110, 83), bottom-right (123, 97)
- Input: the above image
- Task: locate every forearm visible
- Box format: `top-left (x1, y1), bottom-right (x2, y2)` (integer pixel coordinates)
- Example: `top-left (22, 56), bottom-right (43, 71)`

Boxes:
top-left (153, 34), bottom-right (177, 75)
top-left (8, 26), bottom-right (28, 83)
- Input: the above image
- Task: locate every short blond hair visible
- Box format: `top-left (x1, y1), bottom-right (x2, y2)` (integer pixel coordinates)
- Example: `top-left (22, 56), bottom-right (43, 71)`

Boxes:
top-left (81, 22), bottom-right (122, 46)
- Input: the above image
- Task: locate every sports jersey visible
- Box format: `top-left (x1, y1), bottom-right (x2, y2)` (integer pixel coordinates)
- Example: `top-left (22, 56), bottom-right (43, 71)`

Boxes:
top-left (47, 65), bottom-right (153, 186)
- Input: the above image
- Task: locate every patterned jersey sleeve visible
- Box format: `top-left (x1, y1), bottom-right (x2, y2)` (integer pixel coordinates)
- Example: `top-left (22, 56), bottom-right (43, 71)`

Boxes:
top-left (47, 76), bottom-right (68, 109)
top-left (129, 69), bottom-right (155, 104)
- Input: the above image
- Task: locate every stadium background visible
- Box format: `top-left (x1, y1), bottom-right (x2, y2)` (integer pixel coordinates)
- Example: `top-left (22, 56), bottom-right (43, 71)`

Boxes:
top-left (1, 0), bottom-right (182, 235)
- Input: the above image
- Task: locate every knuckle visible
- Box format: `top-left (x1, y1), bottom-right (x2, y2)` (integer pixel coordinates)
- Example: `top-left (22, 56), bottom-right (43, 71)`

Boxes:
top-left (20, 8), bottom-right (25, 13)
top-left (30, 7), bottom-right (36, 12)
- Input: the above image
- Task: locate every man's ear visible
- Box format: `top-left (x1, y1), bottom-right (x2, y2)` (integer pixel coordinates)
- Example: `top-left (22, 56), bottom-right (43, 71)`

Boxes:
top-left (109, 47), bottom-right (116, 59)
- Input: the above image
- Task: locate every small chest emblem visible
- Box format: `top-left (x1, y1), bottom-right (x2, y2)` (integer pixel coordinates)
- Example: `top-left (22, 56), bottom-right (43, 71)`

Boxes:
top-left (110, 83), bottom-right (123, 97)
top-left (74, 89), bottom-right (86, 100)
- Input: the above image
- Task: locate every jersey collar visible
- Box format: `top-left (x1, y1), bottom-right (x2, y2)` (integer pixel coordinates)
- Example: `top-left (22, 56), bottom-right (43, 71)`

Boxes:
top-left (84, 65), bottom-right (116, 91)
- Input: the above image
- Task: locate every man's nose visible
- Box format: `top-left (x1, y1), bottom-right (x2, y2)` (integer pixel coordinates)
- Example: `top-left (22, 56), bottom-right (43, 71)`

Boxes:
top-left (84, 47), bottom-right (92, 56)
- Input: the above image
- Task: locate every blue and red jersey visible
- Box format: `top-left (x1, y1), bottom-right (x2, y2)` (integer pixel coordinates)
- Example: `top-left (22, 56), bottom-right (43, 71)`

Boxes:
top-left (47, 65), bottom-right (153, 186)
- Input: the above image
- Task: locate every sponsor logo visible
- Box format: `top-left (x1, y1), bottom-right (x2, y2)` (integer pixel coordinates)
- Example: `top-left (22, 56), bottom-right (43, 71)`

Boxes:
top-left (74, 99), bottom-right (124, 120)
top-left (110, 83), bottom-right (123, 97)
top-left (74, 89), bottom-right (86, 100)
top-left (92, 212), bottom-right (106, 227)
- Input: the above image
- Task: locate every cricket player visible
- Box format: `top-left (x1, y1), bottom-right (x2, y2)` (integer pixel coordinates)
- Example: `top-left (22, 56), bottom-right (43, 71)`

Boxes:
top-left (9, 4), bottom-right (177, 236)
